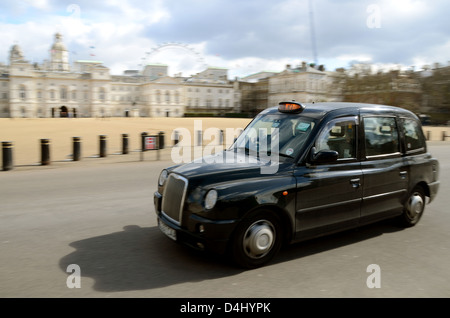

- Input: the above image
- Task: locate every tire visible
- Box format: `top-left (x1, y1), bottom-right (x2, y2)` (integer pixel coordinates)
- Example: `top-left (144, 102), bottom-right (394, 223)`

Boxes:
top-left (398, 186), bottom-right (426, 227)
top-left (229, 210), bottom-right (282, 269)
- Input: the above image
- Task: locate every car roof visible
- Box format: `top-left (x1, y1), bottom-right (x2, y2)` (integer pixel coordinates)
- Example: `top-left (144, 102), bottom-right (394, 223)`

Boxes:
top-left (264, 101), bottom-right (416, 119)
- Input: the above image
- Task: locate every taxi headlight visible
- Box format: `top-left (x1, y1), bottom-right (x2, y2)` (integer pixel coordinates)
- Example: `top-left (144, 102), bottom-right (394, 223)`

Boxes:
top-left (204, 189), bottom-right (218, 210)
top-left (158, 169), bottom-right (168, 186)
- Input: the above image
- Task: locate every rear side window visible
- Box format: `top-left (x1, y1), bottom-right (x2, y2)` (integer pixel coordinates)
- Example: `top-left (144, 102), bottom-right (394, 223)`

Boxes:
top-left (363, 117), bottom-right (400, 157)
top-left (401, 118), bottom-right (425, 153)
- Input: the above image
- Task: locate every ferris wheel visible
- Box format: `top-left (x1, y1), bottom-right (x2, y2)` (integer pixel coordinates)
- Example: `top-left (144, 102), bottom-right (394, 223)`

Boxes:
top-left (139, 42), bottom-right (208, 76)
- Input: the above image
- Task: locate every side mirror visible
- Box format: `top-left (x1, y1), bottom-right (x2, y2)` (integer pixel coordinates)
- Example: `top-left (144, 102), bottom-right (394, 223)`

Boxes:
top-left (310, 147), bottom-right (339, 164)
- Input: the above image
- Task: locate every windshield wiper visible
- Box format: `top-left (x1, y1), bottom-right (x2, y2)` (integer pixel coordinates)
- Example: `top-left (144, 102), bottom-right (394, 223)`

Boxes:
top-left (275, 152), bottom-right (294, 159)
top-left (235, 147), bottom-right (294, 160)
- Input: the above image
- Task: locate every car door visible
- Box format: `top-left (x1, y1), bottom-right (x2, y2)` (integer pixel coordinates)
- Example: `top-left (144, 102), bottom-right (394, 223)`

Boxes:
top-left (360, 115), bottom-right (408, 223)
top-left (294, 116), bottom-right (362, 240)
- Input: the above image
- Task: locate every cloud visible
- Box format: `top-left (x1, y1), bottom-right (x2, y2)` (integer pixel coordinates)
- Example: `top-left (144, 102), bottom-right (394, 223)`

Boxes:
top-left (0, 0), bottom-right (449, 77)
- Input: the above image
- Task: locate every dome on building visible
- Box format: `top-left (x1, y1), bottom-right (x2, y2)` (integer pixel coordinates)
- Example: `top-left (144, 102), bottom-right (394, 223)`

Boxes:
top-left (51, 33), bottom-right (67, 51)
top-left (50, 32), bottom-right (70, 71)
top-left (9, 44), bottom-right (24, 62)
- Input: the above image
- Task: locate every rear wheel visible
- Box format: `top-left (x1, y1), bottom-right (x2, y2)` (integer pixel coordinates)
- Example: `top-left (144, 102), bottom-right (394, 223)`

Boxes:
top-left (230, 210), bottom-right (282, 269)
top-left (398, 186), bottom-right (426, 227)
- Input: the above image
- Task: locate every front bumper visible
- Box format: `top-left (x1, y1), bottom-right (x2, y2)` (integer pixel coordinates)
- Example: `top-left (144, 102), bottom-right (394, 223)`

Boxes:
top-left (153, 191), bottom-right (237, 255)
top-left (428, 181), bottom-right (440, 203)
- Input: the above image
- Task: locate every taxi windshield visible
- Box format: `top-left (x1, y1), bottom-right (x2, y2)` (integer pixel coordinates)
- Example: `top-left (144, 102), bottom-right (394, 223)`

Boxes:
top-left (232, 113), bottom-right (316, 160)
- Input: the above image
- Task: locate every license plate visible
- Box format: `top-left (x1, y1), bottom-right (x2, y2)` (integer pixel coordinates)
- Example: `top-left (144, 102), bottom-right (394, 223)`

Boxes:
top-left (158, 219), bottom-right (177, 241)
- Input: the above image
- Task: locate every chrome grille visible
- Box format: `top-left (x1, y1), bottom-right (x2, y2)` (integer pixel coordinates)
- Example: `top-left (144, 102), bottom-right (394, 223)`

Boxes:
top-left (161, 173), bottom-right (188, 225)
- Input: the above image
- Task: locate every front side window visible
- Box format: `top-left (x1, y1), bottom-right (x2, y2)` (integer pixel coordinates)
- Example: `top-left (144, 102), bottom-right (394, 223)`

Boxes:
top-left (364, 117), bottom-right (400, 157)
top-left (315, 117), bottom-right (358, 160)
top-left (401, 118), bottom-right (425, 153)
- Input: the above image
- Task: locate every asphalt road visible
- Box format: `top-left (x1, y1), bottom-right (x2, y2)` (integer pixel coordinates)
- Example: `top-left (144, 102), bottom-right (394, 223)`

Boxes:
top-left (1, 142), bottom-right (449, 299)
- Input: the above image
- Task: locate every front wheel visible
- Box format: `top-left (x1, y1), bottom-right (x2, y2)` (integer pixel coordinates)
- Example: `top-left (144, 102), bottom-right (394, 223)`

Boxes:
top-left (229, 210), bottom-right (282, 269)
top-left (398, 186), bottom-right (426, 227)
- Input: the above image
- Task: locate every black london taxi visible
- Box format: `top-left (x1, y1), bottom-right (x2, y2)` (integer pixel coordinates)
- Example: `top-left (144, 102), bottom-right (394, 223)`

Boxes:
top-left (153, 101), bottom-right (440, 269)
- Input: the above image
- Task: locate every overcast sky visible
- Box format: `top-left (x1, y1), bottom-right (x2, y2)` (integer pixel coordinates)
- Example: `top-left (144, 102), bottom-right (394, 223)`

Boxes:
top-left (1, 0), bottom-right (449, 78)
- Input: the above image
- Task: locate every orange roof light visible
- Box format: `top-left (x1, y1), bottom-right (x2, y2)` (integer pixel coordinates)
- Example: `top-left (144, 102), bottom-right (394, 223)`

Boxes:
top-left (278, 101), bottom-right (305, 113)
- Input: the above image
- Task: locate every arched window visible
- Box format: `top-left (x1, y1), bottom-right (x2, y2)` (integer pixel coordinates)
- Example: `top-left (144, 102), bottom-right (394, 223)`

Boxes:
top-left (165, 91), bottom-right (170, 103)
top-left (60, 87), bottom-right (67, 101)
top-left (19, 85), bottom-right (26, 100)
top-left (99, 88), bottom-right (105, 101)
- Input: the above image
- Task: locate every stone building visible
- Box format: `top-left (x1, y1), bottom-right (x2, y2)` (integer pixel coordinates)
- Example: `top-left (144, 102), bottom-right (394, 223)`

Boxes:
top-left (2, 33), bottom-right (114, 118)
top-left (343, 65), bottom-right (422, 113)
top-left (237, 71), bottom-right (279, 116)
top-left (233, 64), bottom-right (344, 116)
top-left (0, 33), bottom-right (237, 118)
top-left (418, 63), bottom-right (450, 124)
top-left (184, 67), bottom-right (236, 115)
top-left (268, 62), bottom-right (343, 106)
top-left (4, 32), bottom-right (434, 120)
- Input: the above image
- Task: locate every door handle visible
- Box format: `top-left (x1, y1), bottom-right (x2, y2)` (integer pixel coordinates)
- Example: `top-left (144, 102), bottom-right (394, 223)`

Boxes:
top-left (400, 171), bottom-right (408, 179)
top-left (350, 178), bottom-right (361, 188)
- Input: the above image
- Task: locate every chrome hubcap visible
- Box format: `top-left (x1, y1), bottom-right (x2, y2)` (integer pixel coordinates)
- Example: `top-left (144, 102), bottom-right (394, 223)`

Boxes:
top-left (243, 220), bottom-right (275, 259)
top-left (406, 192), bottom-right (424, 219)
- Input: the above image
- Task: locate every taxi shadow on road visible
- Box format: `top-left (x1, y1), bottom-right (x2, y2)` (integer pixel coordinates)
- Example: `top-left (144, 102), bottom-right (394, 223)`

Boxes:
top-left (59, 220), bottom-right (404, 293)
top-left (275, 218), bottom-right (404, 265)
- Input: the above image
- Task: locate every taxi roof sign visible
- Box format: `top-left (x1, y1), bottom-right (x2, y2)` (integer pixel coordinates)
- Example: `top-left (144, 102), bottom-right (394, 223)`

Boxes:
top-left (278, 101), bottom-right (305, 113)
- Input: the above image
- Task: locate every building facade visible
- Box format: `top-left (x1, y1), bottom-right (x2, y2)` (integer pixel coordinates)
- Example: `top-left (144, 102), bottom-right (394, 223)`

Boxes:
top-left (343, 66), bottom-right (423, 113)
top-left (3, 32), bottom-right (433, 120)
top-left (268, 62), bottom-right (344, 106)
top-left (0, 33), bottom-right (237, 118)
top-left (418, 63), bottom-right (450, 124)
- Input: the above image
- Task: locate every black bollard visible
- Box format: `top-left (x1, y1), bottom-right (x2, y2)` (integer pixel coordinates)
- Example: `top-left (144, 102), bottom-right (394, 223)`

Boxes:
top-left (73, 137), bottom-right (81, 161)
top-left (173, 130), bottom-right (179, 146)
top-left (140, 132), bottom-right (148, 161)
top-left (196, 130), bottom-right (202, 146)
top-left (41, 139), bottom-right (50, 165)
top-left (159, 131), bottom-right (165, 149)
top-left (122, 134), bottom-right (129, 154)
top-left (99, 135), bottom-right (107, 157)
top-left (141, 132), bottom-right (148, 152)
top-left (2, 141), bottom-right (13, 171)
top-left (219, 129), bottom-right (224, 145)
